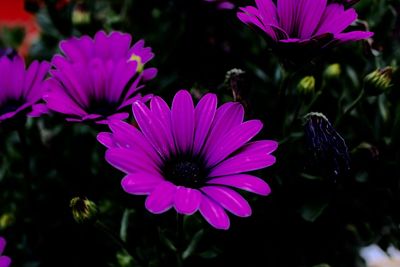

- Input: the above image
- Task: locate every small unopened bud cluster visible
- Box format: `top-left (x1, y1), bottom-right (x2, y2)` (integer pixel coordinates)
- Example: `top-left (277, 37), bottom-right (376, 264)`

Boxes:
top-left (364, 67), bottom-right (393, 96)
top-left (304, 112), bottom-right (350, 177)
top-left (297, 76), bottom-right (315, 95)
top-left (70, 196), bottom-right (98, 224)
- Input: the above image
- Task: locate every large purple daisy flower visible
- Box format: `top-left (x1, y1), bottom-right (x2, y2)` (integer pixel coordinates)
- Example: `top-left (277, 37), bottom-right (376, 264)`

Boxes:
top-left (0, 55), bottom-right (49, 122)
top-left (44, 31), bottom-right (157, 124)
top-left (0, 237), bottom-right (11, 267)
top-left (237, 0), bottom-right (373, 64)
top-left (98, 90), bottom-right (277, 229)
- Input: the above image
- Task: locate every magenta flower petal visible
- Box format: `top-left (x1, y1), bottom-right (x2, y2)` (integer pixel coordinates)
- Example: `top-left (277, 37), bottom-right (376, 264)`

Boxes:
top-left (207, 174), bottom-right (271, 196)
top-left (150, 96), bottom-right (174, 152)
top-left (132, 101), bottom-right (175, 158)
top-left (145, 181), bottom-right (177, 214)
top-left (238, 6), bottom-right (267, 32)
top-left (45, 31), bottom-right (157, 124)
top-left (97, 132), bottom-right (115, 148)
top-left (29, 103), bottom-right (50, 117)
top-left (334, 31), bottom-right (374, 43)
top-left (298, 0), bottom-right (327, 39)
top-left (174, 187), bottom-right (202, 215)
top-left (43, 80), bottom-right (88, 117)
top-left (218, 2), bottom-right (234, 9)
top-left (277, 0), bottom-right (297, 36)
top-left (106, 113), bottom-right (130, 121)
top-left (142, 68), bottom-right (158, 81)
top-left (60, 35), bottom-right (94, 62)
top-left (171, 90), bottom-right (195, 154)
top-left (202, 103), bottom-right (244, 157)
top-left (315, 4), bottom-right (357, 35)
top-left (0, 55), bottom-right (49, 122)
top-left (209, 140), bottom-right (277, 177)
top-left (121, 173), bottom-right (163, 195)
top-left (193, 93), bottom-right (217, 154)
top-left (255, 0), bottom-right (278, 25)
top-left (199, 196), bottom-right (230, 230)
top-left (106, 148), bottom-right (161, 175)
top-left (0, 237), bottom-right (11, 267)
top-left (0, 256), bottom-right (11, 267)
top-left (108, 121), bottom-right (162, 165)
top-left (202, 186), bottom-right (252, 217)
top-left (24, 60), bottom-right (51, 101)
top-left (0, 237), bottom-right (5, 255)
top-left (206, 120), bottom-right (263, 167)
top-left (238, 0), bottom-right (373, 64)
top-left (99, 90), bottom-right (277, 229)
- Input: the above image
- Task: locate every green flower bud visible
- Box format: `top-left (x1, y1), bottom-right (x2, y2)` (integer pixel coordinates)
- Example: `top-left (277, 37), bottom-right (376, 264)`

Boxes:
top-left (0, 213), bottom-right (15, 230)
top-left (364, 67), bottom-right (393, 96)
top-left (324, 63), bottom-right (341, 79)
top-left (70, 196), bottom-right (98, 224)
top-left (297, 76), bottom-right (315, 95)
top-left (72, 3), bottom-right (90, 26)
top-left (224, 68), bottom-right (247, 101)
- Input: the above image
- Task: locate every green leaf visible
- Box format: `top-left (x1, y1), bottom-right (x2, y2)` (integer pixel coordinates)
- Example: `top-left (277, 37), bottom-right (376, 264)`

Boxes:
top-left (120, 209), bottom-right (134, 242)
top-left (300, 201), bottom-right (329, 222)
top-left (158, 228), bottom-right (177, 252)
top-left (182, 229), bottom-right (204, 260)
top-left (198, 247), bottom-right (221, 259)
top-left (116, 251), bottom-right (134, 267)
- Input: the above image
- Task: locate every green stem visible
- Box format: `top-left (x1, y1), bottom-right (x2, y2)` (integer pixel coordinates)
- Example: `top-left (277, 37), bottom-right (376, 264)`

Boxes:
top-left (16, 127), bottom-right (36, 212)
top-left (94, 220), bottom-right (143, 266)
top-left (176, 214), bottom-right (184, 267)
top-left (335, 90), bottom-right (365, 126)
top-left (284, 100), bottom-right (303, 136)
top-left (278, 69), bottom-right (295, 137)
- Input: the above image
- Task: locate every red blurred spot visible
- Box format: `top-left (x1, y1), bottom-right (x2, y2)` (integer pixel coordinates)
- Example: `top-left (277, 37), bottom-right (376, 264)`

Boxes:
top-left (0, 0), bottom-right (41, 57)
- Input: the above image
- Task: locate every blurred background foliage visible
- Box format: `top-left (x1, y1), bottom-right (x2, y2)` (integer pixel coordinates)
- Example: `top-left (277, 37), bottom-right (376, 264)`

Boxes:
top-left (1, 0), bottom-right (400, 266)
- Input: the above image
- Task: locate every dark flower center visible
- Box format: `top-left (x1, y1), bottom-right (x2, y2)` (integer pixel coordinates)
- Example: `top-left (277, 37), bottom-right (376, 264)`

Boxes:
top-left (0, 99), bottom-right (24, 116)
top-left (162, 156), bottom-right (208, 188)
top-left (87, 99), bottom-right (119, 117)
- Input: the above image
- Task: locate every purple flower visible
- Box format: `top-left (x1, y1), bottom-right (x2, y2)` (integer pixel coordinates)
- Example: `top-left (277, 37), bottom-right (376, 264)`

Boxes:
top-left (237, 0), bottom-right (373, 65)
top-left (0, 55), bottom-right (50, 122)
top-left (204, 0), bottom-right (235, 10)
top-left (0, 48), bottom-right (17, 59)
top-left (98, 90), bottom-right (277, 230)
top-left (44, 31), bottom-right (157, 124)
top-left (0, 237), bottom-right (11, 267)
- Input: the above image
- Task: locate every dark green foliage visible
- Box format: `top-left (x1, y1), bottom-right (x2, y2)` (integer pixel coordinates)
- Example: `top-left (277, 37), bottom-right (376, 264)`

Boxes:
top-left (1, 0), bottom-right (400, 266)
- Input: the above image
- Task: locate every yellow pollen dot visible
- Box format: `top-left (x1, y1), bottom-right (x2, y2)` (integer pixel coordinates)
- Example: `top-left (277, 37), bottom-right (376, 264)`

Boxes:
top-left (129, 54), bottom-right (144, 73)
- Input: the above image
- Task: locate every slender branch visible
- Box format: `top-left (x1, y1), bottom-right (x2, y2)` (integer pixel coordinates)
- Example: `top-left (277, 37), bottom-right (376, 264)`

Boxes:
top-left (94, 220), bottom-right (144, 266)
top-left (335, 90), bottom-right (365, 126)
top-left (175, 214), bottom-right (184, 267)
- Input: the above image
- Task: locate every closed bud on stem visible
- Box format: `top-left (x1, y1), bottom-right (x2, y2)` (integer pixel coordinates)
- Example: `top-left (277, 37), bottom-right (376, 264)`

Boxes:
top-left (70, 196), bottom-right (98, 224)
top-left (224, 68), bottom-right (251, 111)
top-left (304, 112), bottom-right (350, 178)
top-left (72, 2), bottom-right (90, 26)
top-left (363, 67), bottom-right (393, 96)
top-left (225, 68), bottom-right (247, 101)
top-left (0, 213), bottom-right (15, 230)
top-left (324, 63), bottom-right (341, 80)
top-left (297, 76), bottom-right (315, 95)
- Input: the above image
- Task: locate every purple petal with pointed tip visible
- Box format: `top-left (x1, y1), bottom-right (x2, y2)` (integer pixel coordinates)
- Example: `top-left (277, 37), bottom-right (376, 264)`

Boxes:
top-left (121, 173), bottom-right (163, 195)
top-left (145, 182), bottom-right (177, 214)
top-left (174, 187), bottom-right (202, 215)
top-left (209, 140), bottom-right (277, 177)
top-left (199, 195), bottom-right (230, 230)
top-left (171, 90), bottom-right (195, 154)
top-left (207, 174), bottom-right (271, 196)
top-left (0, 256), bottom-right (11, 267)
top-left (202, 186), bottom-right (252, 217)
